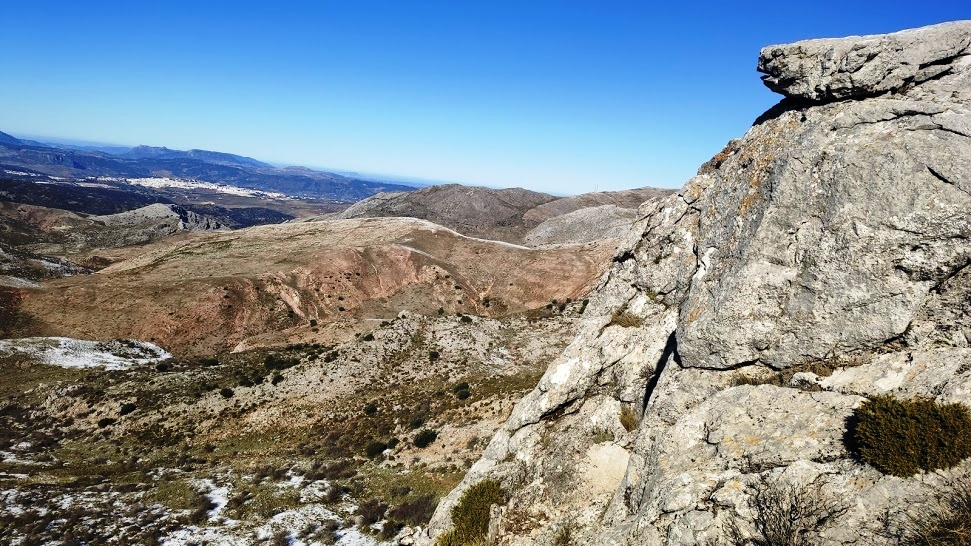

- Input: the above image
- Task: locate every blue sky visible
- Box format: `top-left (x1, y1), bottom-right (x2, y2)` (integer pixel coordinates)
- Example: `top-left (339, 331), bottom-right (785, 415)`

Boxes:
top-left (2, 1), bottom-right (968, 194)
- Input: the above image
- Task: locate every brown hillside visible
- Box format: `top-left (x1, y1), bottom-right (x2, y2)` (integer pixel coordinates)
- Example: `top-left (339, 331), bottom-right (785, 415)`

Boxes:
top-left (18, 217), bottom-right (612, 356)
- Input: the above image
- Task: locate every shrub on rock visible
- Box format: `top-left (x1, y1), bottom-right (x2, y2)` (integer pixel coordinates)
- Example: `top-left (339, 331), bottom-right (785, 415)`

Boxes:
top-left (851, 395), bottom-right (971, 477)
top-left (436, 480), bottom-right (506, 546)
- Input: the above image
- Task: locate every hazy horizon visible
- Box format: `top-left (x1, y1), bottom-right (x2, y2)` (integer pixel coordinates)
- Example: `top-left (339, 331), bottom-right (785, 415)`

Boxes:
top-left (3, 1), bottom-right (968, 194)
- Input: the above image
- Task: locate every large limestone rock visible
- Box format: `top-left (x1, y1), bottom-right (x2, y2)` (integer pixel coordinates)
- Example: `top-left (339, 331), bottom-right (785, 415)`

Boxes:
top-left (758, 20), bottom-right (971, 101)
top-left (422, 21), bottom-right (971, 546)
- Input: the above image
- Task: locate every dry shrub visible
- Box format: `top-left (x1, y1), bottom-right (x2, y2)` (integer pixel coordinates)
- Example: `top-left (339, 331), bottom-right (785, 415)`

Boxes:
top-left (608, 311), bottom-right (641, 328)
top-left (718, 475), bottom-right (848, 546)
top-left (619, 405), bottom-right (638, 432)
top-left (893, 476), bottom-right (971, 546)
top-left (388, 495), bottom-right (439, 527)
top-left (358, 497), bottom-right (388, 525)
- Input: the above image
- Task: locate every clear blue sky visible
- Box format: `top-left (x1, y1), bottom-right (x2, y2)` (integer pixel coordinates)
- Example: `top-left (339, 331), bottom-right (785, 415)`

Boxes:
top-left (2, 1), bottom-right (968, 194)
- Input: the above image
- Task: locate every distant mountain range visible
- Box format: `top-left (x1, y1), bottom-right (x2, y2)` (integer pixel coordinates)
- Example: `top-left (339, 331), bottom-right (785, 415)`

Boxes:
top-left (0, 130), bottom-right (415, 201)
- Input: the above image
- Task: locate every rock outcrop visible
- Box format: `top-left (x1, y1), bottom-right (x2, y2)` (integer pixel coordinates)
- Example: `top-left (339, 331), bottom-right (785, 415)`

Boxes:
top-left (423, 21), bottom-right (971, 546)
top-left (523, 205), bottom-right (639, 247)
top-left (758, 20), bottom-right (971, 101)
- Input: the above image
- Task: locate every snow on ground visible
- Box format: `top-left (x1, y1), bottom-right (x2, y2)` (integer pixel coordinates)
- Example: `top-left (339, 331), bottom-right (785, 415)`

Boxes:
top-left (161, 503), bottom-right (380, 546)
top-left (0, 337), bottom-right (172, 370)
top-left (197, 479), bottom-right (231, 520)
top-left (123, 177), bottom-right (288, 199)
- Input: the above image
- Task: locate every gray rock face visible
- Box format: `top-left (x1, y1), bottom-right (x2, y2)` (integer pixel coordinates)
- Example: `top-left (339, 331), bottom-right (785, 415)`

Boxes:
top-left (758, 20), bottom-right (971, 101)
top-left (94, 203), bottom-right (224, 231)
top-left (422, 21), bottom-right (971, 546)
top-left (523, 205), bottom-right (639, 247)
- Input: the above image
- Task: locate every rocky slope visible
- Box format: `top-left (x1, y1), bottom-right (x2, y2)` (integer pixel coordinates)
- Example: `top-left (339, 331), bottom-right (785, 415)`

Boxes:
top-left (0, 303), bottom-right (587, 545)
top-left (424, 21), bottom-right (971, 546)
top-left (336, 185), bottom-right (558, 244)
top-left (10, 216), bottom-right (612, 355)
top-left (337, 184), bottom-right (672, 245)
top-left (523, 205), bottom-right (639, 247)
top-left (0, 201), bottom-right (230, 285)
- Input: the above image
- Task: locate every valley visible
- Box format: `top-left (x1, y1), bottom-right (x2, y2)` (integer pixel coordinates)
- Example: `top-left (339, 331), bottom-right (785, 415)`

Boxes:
top-left (0, 131), bottom-right (661, 545)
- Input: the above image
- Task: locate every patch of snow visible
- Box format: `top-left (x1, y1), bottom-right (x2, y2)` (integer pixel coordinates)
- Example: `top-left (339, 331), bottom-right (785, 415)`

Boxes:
top-left (160, 503), bottom-right (370, 546)
top-left (280, 472), bottom-right (305, 489)
top-left (336, 527), bottom-right (379, 546)
top-left (1, 450), bottom-right (43, 465)
top-left (299, 479), bottom-right (331, 503)
top-left (197, 479), bottom-right (231, 519)
top-left (0, 337), bottom-right (172, 370)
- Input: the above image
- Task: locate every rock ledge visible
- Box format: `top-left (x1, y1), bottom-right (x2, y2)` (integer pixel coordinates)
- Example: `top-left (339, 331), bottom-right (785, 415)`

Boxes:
top-left (758, 20), bottom-right (971, 101)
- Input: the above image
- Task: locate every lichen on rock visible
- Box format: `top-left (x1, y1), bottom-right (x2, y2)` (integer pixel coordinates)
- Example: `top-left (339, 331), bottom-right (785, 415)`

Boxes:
top-left (423, 20), bottom-right (971, 546)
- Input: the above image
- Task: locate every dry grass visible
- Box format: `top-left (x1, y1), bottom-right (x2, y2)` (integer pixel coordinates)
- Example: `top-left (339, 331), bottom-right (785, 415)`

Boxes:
top-left (619, 405), bottom-right (638, 432)
top-left (893, 477), bottom-right (971, 545)
top-left (608, 311), bottom-right (641, 328)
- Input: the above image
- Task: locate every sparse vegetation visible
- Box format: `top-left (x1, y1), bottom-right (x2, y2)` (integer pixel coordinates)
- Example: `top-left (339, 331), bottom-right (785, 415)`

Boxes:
top-left (731, 358), bottom-right (855, 390)
top-left (619, 405), bottom-right (638, 432)
top-left (608, 310), bottom-right (641, 328)
top-left (365, 440), bottom-right (389, 458)
top-left (553, 524), bottom-right (573, 546)
top-left (0, 294), bottom-right (569, 543)
top-left (850, 395), bottom-right (971, 477)
top-left (436, 480), bottom-right (507, 546)
top-left (889, 476), bottom-right (971, 546)
top-left (716, 475), bottom-right (848, 546)
top-left (415, 429), bottom-right (438, 448)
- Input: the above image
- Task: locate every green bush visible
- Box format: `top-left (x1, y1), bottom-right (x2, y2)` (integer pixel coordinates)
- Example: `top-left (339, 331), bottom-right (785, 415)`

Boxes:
top-left (453, 382), bottom-right (470, 393)
top-left (455, 389), bottom-right (471, 400)
top-left (436, 480), bottom-right (507, 545)
top-left (414, 429), bottom-right (438, 448)
top-left (851, 395), bottom-right (971, 477)
top-left (97, 417), bottom-right (116, 428)
top-left (365, 440), bottom-right (388, 458)
top-left (219, 388), bottom-right (235, 399)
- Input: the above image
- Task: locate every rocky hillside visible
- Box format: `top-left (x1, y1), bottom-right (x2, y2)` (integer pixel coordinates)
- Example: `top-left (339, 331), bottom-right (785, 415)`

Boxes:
top-left (0, 304), bottom-right (587, 545)
top-left (337, 184), bottom-right (672, 245)
top-left (425, 21), bottom-right (971, 546)
top-left (9, 216), bottom-right (612, 356)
